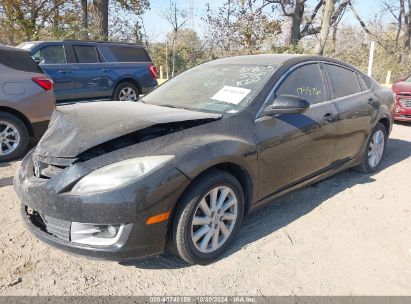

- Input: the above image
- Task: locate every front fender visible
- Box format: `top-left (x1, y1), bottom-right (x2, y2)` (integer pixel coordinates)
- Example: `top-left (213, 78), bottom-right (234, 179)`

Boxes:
top-left (174, 134), bottom-right (259, 202)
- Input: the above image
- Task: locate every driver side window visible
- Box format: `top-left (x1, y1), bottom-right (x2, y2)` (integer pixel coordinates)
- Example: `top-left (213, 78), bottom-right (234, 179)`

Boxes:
top-left (276, 64), bottom-right (326, 105)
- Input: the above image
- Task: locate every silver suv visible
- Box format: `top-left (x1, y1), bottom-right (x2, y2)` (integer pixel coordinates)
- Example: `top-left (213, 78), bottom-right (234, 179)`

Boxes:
top-left (0, 45), bottom-right (55, 161)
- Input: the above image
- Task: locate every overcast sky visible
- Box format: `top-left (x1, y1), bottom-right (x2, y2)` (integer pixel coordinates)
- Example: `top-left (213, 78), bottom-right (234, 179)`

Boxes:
top-left (141, 0), bottom-right (388, 42)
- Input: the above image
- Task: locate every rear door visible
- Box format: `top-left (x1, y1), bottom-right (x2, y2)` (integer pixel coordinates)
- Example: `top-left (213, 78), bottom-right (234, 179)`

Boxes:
top-left (323, 63), bottom-right (376, 162)
top-left (72, 44), bottom-right (114, 99)
top-left (33, 44), bottom-right (76, 101)
top-left (255, 63), bottom-right (339, 199)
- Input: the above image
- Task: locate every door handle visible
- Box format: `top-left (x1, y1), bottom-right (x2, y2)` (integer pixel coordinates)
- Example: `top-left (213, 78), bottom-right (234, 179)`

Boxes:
top-left (323, 113), bottom-right (338, 123)
top-left (101, 68), bottom-right (111, 72)
top-left (58, 70), bottom-right (72, 74)
top-left (368, 97), bottom-right (379, 107)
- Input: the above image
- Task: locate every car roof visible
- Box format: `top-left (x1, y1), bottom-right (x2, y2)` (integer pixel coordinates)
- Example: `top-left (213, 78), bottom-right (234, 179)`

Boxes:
top-left (18, 40), bottom-right (145, 50)
top-left (205, 54), bottom-right (363, 74)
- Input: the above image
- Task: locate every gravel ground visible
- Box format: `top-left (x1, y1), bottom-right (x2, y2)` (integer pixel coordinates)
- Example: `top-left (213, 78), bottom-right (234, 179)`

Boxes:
top-left (0, 123), bottom-right (410, 296)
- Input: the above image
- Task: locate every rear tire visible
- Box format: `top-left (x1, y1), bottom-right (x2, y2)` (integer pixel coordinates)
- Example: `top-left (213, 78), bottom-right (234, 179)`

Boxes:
top-left (169, 169), bottom-right (245, 265)
top-left (113, 82), bottom-right (139, 101)
top-left (355, 122), bottom-right (387, 173)
top-left (0, 112), bottom-right (29, 162)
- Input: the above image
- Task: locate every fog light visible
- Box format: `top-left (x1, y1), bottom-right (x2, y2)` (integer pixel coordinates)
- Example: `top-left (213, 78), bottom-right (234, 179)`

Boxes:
top-left (70, 222), bottom-right (125, 246)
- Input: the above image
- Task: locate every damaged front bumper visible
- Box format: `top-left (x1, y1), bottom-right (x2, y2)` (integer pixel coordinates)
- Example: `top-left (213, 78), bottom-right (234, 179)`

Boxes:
top-left (14, 150), bottom-right (190, 260)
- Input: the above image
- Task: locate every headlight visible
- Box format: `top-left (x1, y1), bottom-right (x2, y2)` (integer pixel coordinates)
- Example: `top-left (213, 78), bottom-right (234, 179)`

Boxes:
top-left (71, 155), bottom-right (174, 194)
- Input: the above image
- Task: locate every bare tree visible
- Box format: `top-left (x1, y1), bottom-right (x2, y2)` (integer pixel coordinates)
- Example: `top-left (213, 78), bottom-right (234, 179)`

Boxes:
top-left (0, 0), bottom-right (66, 41)
top-left (93, 0), bottom-right (109, 40)
top-left (315, 0), bottom-right (334, 54)
top-left (267, 0), bottom-right (349, 48)
top-left (162, 1), bottom-right (188, 77)
top-left (91, 0), bottom-right (149, 41)
top-left (81, 0), bottom-right (88, 39)
top-left (203, 0), bottom-right (281, 57)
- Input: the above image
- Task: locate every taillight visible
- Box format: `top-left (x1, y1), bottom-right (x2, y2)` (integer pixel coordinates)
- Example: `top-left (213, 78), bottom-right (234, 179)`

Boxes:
top-left (32, 77), bottom-right (54, 91)
top-left (148, 64), bottom-right (157, 79)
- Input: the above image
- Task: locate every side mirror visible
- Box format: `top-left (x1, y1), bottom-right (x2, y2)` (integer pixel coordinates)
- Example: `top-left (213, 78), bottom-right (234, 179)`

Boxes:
top-left (263, 95), bottom-right (310, 116)
top-left (32, 57), bottom-right (41, 64)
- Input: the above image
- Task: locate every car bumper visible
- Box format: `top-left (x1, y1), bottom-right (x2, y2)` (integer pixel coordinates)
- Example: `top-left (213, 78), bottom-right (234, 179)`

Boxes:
top-left (394, 113), bottom-right (411, 121)
top-left (394, 100), bottom-right (411, 121)
top-left (14, 151), bottom-right (190, 260)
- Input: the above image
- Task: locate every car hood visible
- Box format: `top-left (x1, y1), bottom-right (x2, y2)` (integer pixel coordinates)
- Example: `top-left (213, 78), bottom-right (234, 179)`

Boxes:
top-left (35, 101), bottom-right (222, 158)
top-left (392, 82), bottom-right (411, 95)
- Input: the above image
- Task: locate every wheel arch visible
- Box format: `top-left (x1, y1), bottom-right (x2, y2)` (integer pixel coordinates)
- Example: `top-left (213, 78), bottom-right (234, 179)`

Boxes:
top-left (378, 116), bottom-right (391, 135)
top-left (0, 107), bottom-right (33, 137)
top-left (166, 162), bottom-right (254, 253)
top-left (174, 162), bottom-right (254, 217)
top-left (113, 77), bottom-right (142, 95)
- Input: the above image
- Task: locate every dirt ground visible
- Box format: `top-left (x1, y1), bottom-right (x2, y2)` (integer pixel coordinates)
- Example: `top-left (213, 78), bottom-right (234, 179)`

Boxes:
top-left (0, 123), bottom-right (410, 296)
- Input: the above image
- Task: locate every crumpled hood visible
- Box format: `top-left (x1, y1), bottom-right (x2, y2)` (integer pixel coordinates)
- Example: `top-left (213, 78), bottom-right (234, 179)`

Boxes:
top-left (35, 101), bottom-right (221, 158)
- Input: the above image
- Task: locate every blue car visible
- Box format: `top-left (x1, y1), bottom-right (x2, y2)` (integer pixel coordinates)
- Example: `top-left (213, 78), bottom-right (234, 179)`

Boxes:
top-left (17, 40), bottom-right (158, 103)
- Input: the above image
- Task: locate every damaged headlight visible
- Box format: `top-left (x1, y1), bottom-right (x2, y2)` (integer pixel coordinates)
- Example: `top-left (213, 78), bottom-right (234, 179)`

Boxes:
top-left (71, 155), bottom-right (174, 194)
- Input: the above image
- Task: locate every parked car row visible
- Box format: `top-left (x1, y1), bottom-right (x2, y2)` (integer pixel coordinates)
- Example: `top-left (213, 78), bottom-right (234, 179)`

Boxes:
top-left (0, 41), bottom-right (158, 161)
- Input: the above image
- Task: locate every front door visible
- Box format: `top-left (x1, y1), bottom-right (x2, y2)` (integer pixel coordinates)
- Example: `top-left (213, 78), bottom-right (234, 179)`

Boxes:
top-left (255, 63), bottom-right (339, 200)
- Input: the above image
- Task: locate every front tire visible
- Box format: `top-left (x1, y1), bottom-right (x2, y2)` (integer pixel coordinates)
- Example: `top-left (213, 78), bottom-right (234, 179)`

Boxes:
top-left (170, 169), bottom-right (245, 265)
top-left (355, 122), bottom-right (387, 173)
top-left (0, 112), bottom-right (29, 162)
top-left (113, 82), bottom-right (139, 101)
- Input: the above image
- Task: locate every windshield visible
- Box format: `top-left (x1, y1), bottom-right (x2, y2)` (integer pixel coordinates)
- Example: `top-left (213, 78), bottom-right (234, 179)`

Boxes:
top-left (141, 64), bottom-right (277, 114)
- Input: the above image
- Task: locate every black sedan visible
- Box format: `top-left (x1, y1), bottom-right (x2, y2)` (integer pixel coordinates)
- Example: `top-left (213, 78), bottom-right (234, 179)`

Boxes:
top-left (14, 55), bottom-right (394, 265)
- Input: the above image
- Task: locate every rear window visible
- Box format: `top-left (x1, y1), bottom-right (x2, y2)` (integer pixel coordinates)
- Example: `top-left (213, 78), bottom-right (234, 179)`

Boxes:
top-left (108, 46), bottom-right (150, 62)
top-left (0, 48), bottom-right (42, 73)
top-left (74, 45), bottom-right (100, 63)
top-left (325, 64), bottom-right (362, 99)
top-left (358, 74), bottom-right (373, 90)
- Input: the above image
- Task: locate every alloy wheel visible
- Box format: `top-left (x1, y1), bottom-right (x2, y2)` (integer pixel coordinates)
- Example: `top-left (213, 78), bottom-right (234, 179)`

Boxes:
top-left (368, 129), bottom-right (385, 168)
top-left (118, 87), bottom-right (138, 101)
top-left (191, 186), bottom-right (238, 253)
top-left (0, 121), bottom-right (20, 156)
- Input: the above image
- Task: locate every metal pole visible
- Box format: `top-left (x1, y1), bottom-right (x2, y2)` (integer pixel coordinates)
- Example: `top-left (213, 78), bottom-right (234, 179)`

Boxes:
top-left (367, 41), bottom-right (375, 77)
top-left (385, 70), bottom-right (391, 86)
top-left (165, 42), bottom-right (169, 80)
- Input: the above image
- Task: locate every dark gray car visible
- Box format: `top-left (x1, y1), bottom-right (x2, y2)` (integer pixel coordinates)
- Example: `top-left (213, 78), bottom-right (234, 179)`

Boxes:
top-left (15, 55), bottom-right (394, 265)
top-left (0, 45), bottom-right (55, 161)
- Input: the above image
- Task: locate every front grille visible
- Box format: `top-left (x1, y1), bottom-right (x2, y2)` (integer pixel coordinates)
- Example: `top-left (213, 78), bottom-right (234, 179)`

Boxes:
top-left (32, 155), bottom-right (76, 179)
top-left (26, 207), bottom-right (71, 241)
top-left (43, 215), bottom-right (71, 241)
top-left (400, 99), bottom-right (411, 108)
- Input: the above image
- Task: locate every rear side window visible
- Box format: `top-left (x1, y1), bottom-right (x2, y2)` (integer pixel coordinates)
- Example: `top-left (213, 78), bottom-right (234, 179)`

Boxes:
top-left (108, 46), bottom-right (150, 62)
top-left (276, 63), bottom-right (326, 105)
top-left (32, 45), bottom-right (67, 64)
top-left (74, 45), bottom-right (100, 63)
top-left (0, 48), bottom-right (42, 73)
top-left (358, 74), bottom-right (373, 90)
top-left (325, 64), bottom-right (361, 98)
